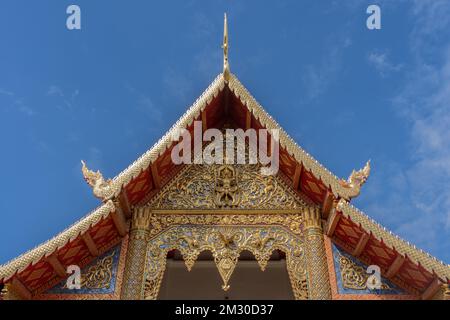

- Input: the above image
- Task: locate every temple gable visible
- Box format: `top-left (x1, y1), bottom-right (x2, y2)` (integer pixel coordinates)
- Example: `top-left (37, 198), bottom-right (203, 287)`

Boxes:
top-left (147, 162), bottom-right (308, 210)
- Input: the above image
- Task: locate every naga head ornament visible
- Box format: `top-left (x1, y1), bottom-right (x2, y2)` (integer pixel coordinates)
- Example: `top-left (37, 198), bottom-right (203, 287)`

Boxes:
top-left (81, 160), bottom-right (104, 187)
top-left (348, 160), bottom-right (371, 188)
top-left (81, 160), bottom-right (114, 201)
top-left (340, 160), bottom-right (371, 199)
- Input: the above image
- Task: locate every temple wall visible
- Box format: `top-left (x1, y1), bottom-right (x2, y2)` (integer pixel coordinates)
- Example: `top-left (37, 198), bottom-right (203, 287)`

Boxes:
top-left (324, 237), bottom-right (419, 300)
top-left (34, 237), bottom-right (128, 300)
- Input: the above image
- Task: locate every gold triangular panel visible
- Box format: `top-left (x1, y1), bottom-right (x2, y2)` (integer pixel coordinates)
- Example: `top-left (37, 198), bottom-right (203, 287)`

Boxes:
top-left (147, 163), bottom-right (306, 210)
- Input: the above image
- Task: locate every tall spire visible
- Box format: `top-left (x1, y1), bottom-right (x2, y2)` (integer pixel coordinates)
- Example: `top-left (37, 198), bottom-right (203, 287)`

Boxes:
top-left (222, 13), bottom-right (230, 82)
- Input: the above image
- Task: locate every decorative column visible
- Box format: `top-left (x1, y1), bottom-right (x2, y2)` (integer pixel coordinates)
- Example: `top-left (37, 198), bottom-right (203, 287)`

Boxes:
top-left (304, 206), bottom-right (332, 300)
top-left (121, 207), bottom-right (151, 300)
top-left (445, 284), bottom-right (450, 300)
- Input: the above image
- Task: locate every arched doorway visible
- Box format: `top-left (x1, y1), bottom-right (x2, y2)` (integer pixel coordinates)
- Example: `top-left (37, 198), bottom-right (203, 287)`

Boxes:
top-left (158, 249), bottom-right (294, 300)
top-left (142, 223), bottom-right (308, 300)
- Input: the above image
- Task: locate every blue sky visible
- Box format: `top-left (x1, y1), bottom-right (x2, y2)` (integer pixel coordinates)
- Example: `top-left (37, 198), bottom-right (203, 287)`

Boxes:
top-left (1, 0), bottom-right (449, 264)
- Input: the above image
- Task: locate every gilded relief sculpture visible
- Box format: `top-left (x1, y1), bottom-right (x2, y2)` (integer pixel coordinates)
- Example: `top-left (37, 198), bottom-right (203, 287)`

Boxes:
top-left (116, 141), bottom-right (345, 300)
top-left (304, 206), bottom-right (332, 299)
top-left (214, 165), bottom-right (240, 208)
top-left (118, 153), bottom-right (315, 300)
top-left (149, 162), bottom-right (303, 210)
top-left (121, 209), bottom-right (151, 300)
top-left (338, 254), bottom-right (392, 291)
top-left (64, 250), bottom-right (116, 290)
top-left (3, 13), bottom-right (449, 303)
top-left (141, 223), bottom-right (309, 300)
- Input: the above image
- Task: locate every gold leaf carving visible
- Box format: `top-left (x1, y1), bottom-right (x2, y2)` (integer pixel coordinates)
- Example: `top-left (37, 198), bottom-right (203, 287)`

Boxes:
top-left (339, 254), bottom-right (391, 291)
top-left (142, 224), bottom-right (308, 299)
top-left (80, 250), bottom-right (115, 289)
top-left (148, 163), bottom-right (306, 210)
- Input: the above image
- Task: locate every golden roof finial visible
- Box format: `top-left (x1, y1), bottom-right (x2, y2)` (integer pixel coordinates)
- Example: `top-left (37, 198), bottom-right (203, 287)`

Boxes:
top-left (222, 13), bottom-right (230, 82)
top-left (81, 160), bottom-right (113, 201)
top-left (340, 160), bottom-right (371, 199)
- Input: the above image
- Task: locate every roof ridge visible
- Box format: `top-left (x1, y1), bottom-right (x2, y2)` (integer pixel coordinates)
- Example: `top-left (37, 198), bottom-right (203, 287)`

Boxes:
top-left (86, 72), bottom-right (366, 201)
top-left (227, 74), bottom-right (449, 280)
top-left (338, 200), bottom-right (450, 281)
top-left (3, 71), bottom-right (447, 288)
top-left (227, 74), bottom-right (364, 199)
top-left (105, 73), bottom-right (226, 199)
top-left (0, 200), bottom-right (115, 281)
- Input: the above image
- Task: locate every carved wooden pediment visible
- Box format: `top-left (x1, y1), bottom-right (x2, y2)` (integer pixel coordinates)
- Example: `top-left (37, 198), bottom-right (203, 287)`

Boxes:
top-left (147, 163), bottom-right (307, 210)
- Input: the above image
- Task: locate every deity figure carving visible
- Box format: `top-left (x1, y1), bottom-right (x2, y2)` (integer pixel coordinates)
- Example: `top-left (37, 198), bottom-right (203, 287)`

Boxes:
top-left (214, 165), bottom-right (240, 207)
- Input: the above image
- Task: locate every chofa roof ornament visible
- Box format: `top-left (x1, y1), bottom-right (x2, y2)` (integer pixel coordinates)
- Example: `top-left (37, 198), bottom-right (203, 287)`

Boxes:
top-left (81, 160), bottom-right (114, 201)
top-left (340, 160), bottom-right (371, 199)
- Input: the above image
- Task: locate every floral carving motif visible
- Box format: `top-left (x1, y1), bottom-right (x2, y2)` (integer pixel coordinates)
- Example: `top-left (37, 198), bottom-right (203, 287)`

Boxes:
top-left (339, 254), bottom-right (391, 291)
top-left (148, 163), bottom-right (305, 210)
top-left (80, 250), bottom-right (116, 289)
top-left (142, 224), bottom-right (308, 300)
top-left (214, 165), bottom-right (240, 208)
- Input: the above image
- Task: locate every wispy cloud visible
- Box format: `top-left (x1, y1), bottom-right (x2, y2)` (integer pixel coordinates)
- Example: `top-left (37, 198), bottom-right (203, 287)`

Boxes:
top-left (46, 85), bottom-right (79, 111)
top-left (190, 12), bottom-right (216, 40)
top-left (0, 88), bottom-right (35, 116)
top-left (47, 85), bottom-right (64, 97)
top-left (367, 51), bottom-right (402, 77)
top-left (87, 147), bottom-right (103, 169)
top-left (163, 68), bottom-right (192, 103)
top-left (0, 88), bottom-right (14, 96)
top-left (362, 0), bottom-right (450, 262)
top-left (399, 48), bottom-right (450, 231)
top-left (125, 84), bottom-right (163, 124)
top-left (301, 36), bottom-right (352, 101)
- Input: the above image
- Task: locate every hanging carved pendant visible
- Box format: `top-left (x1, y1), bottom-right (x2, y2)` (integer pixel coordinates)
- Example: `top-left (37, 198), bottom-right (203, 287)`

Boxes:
top-left (142, 223), bottom-right (308, 299)
top-left (215, 253), bottom-right (238, 291)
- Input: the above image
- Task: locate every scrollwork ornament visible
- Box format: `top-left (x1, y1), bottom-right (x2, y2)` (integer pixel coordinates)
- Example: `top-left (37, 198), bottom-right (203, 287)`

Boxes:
top-left (148, 162), bottom-right (306, 210)
top-left (142, 223), bottom-right (309, 300)
top-left (339, 254), bottom-right (392, 291)
top-left (77, 250), bottom-right (115, 290)
top-left (147, 213), bottom-right (304, 238)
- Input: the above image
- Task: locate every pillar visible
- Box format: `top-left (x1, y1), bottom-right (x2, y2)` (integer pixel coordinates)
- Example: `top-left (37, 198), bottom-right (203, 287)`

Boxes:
top-left (304, 206), bottom-right (332, 300)
top-left (121, 207), bottom-right (151, 300)
top-left (445, 284), bottom-right (450, 300)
